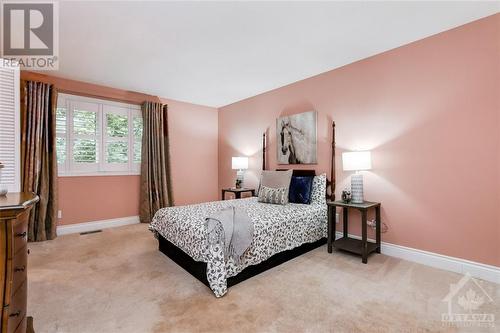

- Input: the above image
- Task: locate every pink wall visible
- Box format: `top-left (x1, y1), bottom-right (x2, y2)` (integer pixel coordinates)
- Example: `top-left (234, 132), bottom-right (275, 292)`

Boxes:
top-left (161, 98), bottom-right (219, 207)
top-left (218, 14), bottom-right (500, 267)
top-left (57, 99), bottom-right (218, 225)
top-left (58, 176), bottom-right (140, 225)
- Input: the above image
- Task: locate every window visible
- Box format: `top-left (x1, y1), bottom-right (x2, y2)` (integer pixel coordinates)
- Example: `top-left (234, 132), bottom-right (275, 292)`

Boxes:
top-left (57, 94), bottom-right (142, 176)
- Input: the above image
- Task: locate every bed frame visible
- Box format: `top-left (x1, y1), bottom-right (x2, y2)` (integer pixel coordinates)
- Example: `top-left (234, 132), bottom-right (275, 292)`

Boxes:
top-left (157, 121), bottom-right (336, 290)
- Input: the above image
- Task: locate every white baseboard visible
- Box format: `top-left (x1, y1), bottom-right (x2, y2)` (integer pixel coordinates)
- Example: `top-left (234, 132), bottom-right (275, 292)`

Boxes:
top-left (57, 216), bottom-right (140, 236)
top-left (56, 218), bottom-right (498, 284)
top-left (335, 232), bottom-right (500, 284)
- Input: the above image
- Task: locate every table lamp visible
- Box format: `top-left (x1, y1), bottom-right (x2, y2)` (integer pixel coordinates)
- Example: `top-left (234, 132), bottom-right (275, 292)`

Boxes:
top-left (232, 157), bottom-right (248, 189)
top-left (342, 151), bottom-right (371, 203)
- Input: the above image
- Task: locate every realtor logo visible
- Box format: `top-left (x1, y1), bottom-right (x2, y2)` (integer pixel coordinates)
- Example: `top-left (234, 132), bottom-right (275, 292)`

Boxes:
top-left (1, 0), bottom-right (59, 69)
top-left (442, 273), bottom-right (496, 328)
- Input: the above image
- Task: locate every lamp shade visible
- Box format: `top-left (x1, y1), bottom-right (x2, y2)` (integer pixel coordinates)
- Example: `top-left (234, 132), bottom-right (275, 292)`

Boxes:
top-left (232, 157), bottom-right (248, 170)
top-left (342, 151), bottom-right (372, 171)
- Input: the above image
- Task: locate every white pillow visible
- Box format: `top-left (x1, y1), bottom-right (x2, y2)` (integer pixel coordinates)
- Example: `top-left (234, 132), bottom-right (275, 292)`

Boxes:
top-left (258, 186), bottom-right (288, 205)
top-left (258, 170), bottom-right (293, 204)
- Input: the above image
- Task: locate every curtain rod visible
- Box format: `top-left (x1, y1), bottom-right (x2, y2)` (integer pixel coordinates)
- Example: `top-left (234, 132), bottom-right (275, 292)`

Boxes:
top-left (21, 76), bottom-right (160, 106)
top-left (56, 89), bottom-right (164, 106)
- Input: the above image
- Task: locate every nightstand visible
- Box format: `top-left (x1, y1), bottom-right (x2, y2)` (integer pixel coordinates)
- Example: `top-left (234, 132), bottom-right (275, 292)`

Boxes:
top-left (221, 188), bottom-right (256, 200)
top-left (327, 200), bottom-right (381, 264)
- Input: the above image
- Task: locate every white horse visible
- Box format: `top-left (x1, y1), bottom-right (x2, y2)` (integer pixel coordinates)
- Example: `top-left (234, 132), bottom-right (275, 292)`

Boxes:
top-left (279, 120), bottom-right (315, 164)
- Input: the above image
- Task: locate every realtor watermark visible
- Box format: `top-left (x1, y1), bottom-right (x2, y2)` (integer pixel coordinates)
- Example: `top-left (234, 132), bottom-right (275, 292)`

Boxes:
top-left (1, 0), bottom-right (59, 70)
top-left (441, 273), bottom-right (496, 328)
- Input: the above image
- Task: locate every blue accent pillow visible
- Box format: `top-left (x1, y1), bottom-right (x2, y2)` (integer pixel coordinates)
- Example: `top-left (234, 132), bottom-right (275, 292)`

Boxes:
top-left (289, 176), bottom-right (314, 204)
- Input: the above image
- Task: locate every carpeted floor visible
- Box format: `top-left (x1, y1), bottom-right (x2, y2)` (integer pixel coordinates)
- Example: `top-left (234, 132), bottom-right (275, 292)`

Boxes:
top-left (27, 224), bottom-right (499, 333)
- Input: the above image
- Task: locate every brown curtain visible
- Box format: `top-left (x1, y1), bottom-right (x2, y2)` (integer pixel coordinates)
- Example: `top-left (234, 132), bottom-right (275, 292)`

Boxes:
top-left (20, 81), bottom-right (58, 241)
top-left (139, 101), bottom-right (173, 223)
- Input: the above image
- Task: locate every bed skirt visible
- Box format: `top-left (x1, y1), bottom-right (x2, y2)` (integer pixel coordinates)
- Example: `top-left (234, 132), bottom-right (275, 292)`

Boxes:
top-left (158, 234), bottom-right (326, 289)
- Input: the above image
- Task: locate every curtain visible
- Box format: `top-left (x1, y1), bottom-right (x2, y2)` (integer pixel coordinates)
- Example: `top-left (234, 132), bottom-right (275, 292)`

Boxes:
top-left (20, 81), bottom-right (58, 241)
top-left (139, 101), bottom-right (173, 223)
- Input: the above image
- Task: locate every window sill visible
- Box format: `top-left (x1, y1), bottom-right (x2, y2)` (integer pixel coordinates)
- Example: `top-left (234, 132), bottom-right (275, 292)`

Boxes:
top-left (58, 172), bottom-right (140, 177)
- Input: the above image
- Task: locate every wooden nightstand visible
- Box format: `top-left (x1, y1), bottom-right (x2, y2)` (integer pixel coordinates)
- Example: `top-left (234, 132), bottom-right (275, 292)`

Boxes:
top-left (221, 188), bottom-right (256, 200)
top-left (327, 200), bottom-right (381, 264)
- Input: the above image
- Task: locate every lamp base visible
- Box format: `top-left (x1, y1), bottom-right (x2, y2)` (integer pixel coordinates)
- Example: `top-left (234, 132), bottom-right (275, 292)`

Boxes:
top-left (235, 170), bottom-right (244, 189)
top-left (351, 174), bottom-right (364, 204)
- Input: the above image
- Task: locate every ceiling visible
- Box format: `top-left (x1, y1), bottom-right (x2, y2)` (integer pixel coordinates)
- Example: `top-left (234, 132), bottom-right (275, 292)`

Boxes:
top-left (55, 1), bottom-right (499, 107)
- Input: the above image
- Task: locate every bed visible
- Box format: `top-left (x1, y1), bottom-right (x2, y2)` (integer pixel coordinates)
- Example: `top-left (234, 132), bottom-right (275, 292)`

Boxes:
top-left (150, 122), bottom-right (336, 297)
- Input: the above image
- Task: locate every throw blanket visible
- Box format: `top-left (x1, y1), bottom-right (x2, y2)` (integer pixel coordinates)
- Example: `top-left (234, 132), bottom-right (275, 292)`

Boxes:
top-left (206, 207), bottom-right (253, 264)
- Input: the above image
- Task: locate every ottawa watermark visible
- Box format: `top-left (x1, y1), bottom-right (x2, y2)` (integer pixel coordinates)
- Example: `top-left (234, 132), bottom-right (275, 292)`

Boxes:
top-left (1, 0), bottom-right (59, 70)
top-left (442, 273), bottom-right (496, 328)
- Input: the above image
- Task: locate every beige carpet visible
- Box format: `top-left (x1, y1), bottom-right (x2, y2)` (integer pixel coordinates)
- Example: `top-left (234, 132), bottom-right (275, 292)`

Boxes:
top-left (27, 224), bottom-right (499, 333)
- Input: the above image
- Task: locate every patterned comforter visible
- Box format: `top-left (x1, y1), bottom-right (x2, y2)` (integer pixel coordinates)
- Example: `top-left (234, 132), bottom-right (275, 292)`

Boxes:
top-left (150, 175), bottom-right (328, 297)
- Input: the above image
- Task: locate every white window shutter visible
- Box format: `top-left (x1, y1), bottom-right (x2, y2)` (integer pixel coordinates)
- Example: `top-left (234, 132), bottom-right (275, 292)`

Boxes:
top-left (102, 104), bottom-right (129, 172)
top-left (69, 100), bottom-right (100, 173)
top-left (0, 62), bottom-right (21, 192)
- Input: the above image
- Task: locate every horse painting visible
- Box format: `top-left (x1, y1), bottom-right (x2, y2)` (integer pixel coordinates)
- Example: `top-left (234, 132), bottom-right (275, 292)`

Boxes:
top-left (277, 111), bottom-right (317, 164)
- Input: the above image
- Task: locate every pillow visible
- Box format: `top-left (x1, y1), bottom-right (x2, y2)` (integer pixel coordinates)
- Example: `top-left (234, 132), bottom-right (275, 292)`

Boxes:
top-left (310, 173), bottom-right (327, 204)
top-left (289, 176), bottom-right (314, 204)
top-left (258, 170), bottom-right (293, 203)
top-left (258, 186), bottom-right (288, 205)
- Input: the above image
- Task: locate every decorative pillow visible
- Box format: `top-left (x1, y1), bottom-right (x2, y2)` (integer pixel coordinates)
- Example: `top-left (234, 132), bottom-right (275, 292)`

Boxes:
top-left (310, 173), bottom-right (327, 205)
top-left (258, 170), bottom-right (293, 203)
top-left (288, 176), bottom-right (314, 204)
top-left (258, 186), bottom-right (288, 205)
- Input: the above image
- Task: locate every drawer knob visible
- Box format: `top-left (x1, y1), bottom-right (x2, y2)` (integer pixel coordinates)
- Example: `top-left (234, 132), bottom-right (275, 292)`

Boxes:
top-left (15, 265), bottom-right (25, 272)
top-left (15, 231), bottom-right (27, 238)
top-left (9, 310), bottom-right (21, 317)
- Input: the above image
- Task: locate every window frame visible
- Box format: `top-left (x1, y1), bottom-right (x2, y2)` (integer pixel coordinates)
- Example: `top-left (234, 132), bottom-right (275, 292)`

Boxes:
top-left (57, 93), bottom-right (142, 177)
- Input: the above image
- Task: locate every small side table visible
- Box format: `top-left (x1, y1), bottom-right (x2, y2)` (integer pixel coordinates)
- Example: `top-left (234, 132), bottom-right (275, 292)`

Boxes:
top-left (327, 200), bottom-right (381, 264)
top-left (222, 188), bottom-right (255, 200)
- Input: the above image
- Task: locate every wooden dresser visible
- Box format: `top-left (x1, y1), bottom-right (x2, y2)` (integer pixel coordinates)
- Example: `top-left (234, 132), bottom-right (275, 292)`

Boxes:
top-left (0, 193), bottom-right (38, 333)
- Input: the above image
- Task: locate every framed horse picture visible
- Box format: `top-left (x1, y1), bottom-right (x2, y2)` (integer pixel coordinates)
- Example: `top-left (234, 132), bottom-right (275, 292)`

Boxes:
top-left (277, 111), bottom-right (317, 164)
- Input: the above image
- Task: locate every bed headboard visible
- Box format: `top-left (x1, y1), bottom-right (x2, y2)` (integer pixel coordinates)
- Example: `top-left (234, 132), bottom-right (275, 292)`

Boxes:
top-left (262, 121), bottom-right (336, 200)
top-left (276, 169), bottom-right (316, 177)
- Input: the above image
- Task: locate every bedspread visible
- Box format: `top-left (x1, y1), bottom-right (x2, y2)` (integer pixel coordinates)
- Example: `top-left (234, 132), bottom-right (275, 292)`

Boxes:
top-left (150, 197), bottom-right (327, 297)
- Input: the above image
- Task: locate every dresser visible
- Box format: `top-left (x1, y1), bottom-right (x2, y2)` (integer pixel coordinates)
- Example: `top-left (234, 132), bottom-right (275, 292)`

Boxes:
top-left (0, 193), bottom-right (38, 333)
